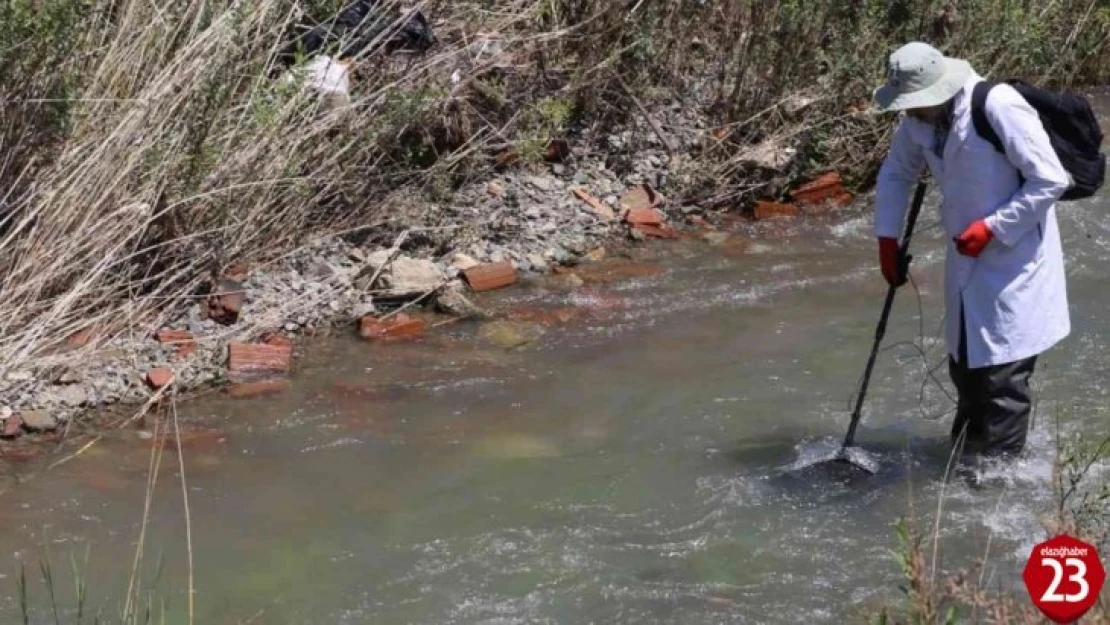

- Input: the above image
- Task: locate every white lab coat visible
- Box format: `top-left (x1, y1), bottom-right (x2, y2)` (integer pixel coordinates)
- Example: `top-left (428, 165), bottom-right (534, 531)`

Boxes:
top-left (874, 71), bottom-right (1072, 368)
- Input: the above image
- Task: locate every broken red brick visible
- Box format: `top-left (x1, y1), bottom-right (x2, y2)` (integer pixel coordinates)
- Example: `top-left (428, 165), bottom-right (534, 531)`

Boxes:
top-left (227, 379), bottom-right (291, 399)
top-left (154, 329), bottom-right (196, 360)
top-left (571, 187), bottom-right (616, 221)
top-left (146, 368), bottom-right (175, 389)
top-left (789, 171), bottom-right (854, 208)
top-left (619, 182), bottom-right (665, 212)
top-left (228, 342), bottom-right (293, 380)
top-left (359, 313), bottom-right (427, 341)
top-left (223, 263), bottom-right (250, 282)
top-left (624, 207), bottom-right (666, 226)
top-left (155, 329), bottom-right (193, 344)
top-left (2, 416), bottom-right (25, 439)
top-left (357, 317), bottom-right (387, 339)
top-left (462, 261), bottom-right (518, 292)
top-left (832, 190), bottom-right (855, 207)
top-left (753, 200), bottom-right (801, 220)
top-left (545, 138), bottom-right (571, 163)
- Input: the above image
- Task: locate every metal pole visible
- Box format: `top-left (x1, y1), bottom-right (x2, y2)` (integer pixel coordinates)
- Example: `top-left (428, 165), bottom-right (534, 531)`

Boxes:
top-left (841, 180), bottom-right (928, 449)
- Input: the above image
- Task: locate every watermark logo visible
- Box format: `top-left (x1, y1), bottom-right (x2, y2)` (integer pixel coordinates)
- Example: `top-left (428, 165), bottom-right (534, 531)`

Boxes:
top-left (1023, 534), bottom-right (1106, 623)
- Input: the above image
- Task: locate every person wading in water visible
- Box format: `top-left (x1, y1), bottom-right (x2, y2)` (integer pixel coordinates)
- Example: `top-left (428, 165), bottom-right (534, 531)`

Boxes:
top-left (870, 42), bottom-right (1073, 476)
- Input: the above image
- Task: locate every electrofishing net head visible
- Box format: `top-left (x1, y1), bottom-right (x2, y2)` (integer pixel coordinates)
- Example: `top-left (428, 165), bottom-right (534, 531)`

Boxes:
top-left (783, 438), bottom-right (882, 477)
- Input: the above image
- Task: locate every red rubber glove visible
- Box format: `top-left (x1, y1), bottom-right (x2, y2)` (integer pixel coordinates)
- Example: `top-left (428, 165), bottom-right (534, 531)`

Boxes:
top-left (878, 237), bottom-right (907, 287)
top-left (954, 219), bottom-right (993, 257)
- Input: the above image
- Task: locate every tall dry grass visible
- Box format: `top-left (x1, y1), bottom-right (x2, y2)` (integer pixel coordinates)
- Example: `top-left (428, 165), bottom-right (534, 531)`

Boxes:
top-left (0, 0), bottom-right (1106, 381)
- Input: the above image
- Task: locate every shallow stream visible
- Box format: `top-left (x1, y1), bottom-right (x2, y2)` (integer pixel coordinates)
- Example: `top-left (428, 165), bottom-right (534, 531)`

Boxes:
top-left (1, 96), bottom-right (1108, 624)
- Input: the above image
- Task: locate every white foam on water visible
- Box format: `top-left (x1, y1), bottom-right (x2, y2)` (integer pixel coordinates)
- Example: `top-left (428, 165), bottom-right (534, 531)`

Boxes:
top-left (447, 593), bottom-right (549, 625)
top-left (828, 215), bottom-right (871, 240)
top-left (783, 436), bottom-right (842, 470)
top-left (694, 473), bottom-right (770, 509)
top-left (298, 436), bottom-right (362, 453)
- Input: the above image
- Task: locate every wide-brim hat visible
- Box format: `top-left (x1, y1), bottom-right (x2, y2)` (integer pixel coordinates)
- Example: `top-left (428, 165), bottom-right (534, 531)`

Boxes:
top-left (873, 42), bottom-right (971, 111)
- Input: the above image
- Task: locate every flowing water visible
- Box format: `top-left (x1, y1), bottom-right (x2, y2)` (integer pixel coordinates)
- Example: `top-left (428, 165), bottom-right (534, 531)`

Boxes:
top-left (2, 96), bottom-right (1108, 624)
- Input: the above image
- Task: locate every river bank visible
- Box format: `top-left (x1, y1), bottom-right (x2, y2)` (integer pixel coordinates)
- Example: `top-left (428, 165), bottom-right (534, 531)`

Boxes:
top-left (0, 131), bottom-right (856, 464)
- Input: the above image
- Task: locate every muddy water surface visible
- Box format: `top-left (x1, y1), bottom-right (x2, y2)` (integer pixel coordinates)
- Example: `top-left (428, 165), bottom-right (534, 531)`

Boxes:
top-left (2, 95), bottom-right (1109, 624)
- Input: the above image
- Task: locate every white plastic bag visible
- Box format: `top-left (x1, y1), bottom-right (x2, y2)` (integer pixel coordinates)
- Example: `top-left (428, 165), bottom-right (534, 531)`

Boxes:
top-left (302, 55), bottom-right (350, 95)
top-left (283, 55), bottom-right (349, 93)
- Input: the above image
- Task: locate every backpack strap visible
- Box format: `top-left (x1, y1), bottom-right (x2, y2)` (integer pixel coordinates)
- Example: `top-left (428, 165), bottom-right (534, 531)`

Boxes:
top-left (970, 81), bottom-right (1005, 154)
top-left (971, 80), bottom-right (1032, 189)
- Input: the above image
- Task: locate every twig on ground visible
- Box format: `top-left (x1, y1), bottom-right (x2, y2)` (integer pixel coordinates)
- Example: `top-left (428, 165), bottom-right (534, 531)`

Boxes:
top-left (611, 70), bottom-right (676, 157)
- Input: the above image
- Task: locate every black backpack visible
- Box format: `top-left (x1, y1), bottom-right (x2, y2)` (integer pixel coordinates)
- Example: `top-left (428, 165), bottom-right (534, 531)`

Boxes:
top-left (970, 79), bottom-right (1106, 201)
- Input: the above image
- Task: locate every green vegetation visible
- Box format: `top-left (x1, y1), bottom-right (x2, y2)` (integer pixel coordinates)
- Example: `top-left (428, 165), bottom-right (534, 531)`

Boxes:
top-left (0, 0), bottom-right (1105, 374)
top-left (1, 3), bottom-right (1107, 618)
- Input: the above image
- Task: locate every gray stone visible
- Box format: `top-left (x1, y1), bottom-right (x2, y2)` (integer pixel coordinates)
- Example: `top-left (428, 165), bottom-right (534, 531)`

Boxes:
top-left (6, 371), bottom-right (32, 383)
top-left (434, 282), bottom-right (486, 317)
top-left (563, 236), bottom-right (587, 255)
top-left (479, 320), bottom-right (546, 350)
top-left (20, 410), bottom-right (57, 431)
top-left (53, 385), bottom-right (88, 408)
top-left (356, 255), bottom-right (444, 297)
top-left (527, 176), bottom-right (556, 192)
top-left (353, 299), bottom-right (377, 319)
top-left (527, 254), bottom-right (549, 272)
top-left (347, 247), bottom-right (368, 264)
top-left (306, 259), bottom-right (338, 279)
top-left (55, 368), bottom-right (82, 385)
top-left (550, 247), bottom-right (573, 264)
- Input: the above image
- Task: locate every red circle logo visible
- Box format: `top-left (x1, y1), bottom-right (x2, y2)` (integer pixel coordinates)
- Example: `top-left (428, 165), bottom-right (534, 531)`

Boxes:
top-left (1023, 534), bottom-right (1106, 623)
